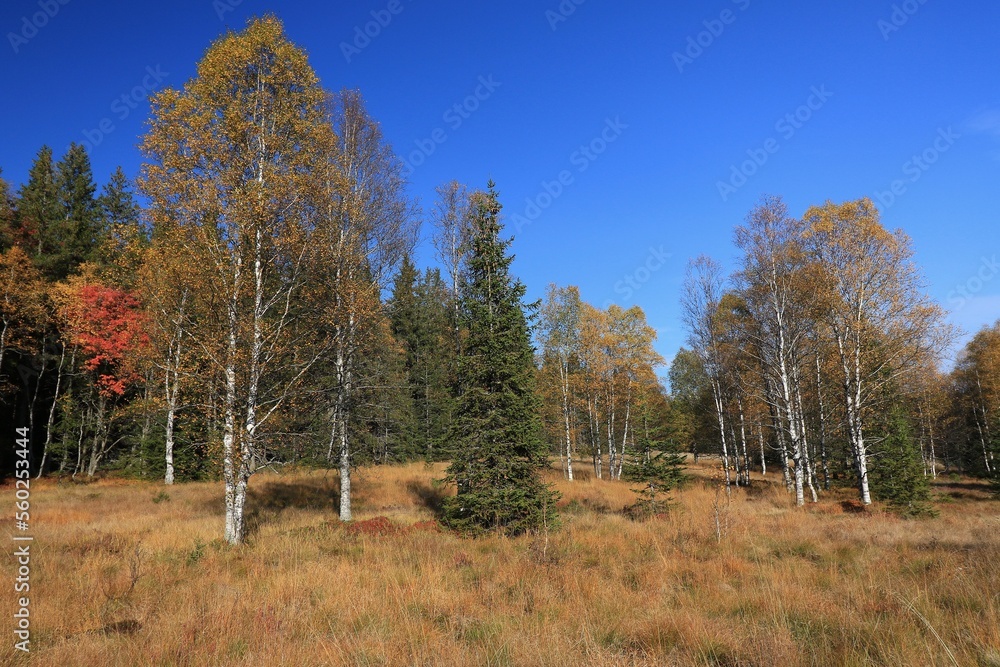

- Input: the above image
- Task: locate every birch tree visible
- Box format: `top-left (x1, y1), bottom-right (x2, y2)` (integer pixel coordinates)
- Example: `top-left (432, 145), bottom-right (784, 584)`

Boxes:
top-left (140, 17), bottom-right (341, 544)
top-left (138, 229), bottom-right (210, 485)
top-left (577, 303), bottom-right (613, 478)
top-left (538, 284), bottom-right (582, 480)
top-left (802, 198), bottom-right (953, 504)
top-left (952, 323), bottom-right (1000, 475)
top-left (681, 256), bottom-right (733, 490)
top-left (321, 88), bottom-right (417, 521)
top-left (733, 197), bottom-right (817, 504)
top-left (606, 305), bottom-right (663, 480)
top-left (431, 180), bottom-right (472, 311)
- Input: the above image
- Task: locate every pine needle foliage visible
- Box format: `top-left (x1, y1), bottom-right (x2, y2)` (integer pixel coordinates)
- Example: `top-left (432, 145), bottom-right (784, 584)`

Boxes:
top-left (441, 182), bottom-right (558, 536)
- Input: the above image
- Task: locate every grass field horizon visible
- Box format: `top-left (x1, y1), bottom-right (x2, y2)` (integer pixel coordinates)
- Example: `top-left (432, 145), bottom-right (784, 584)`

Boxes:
top-left (4, 459), bottom-right (999, 666)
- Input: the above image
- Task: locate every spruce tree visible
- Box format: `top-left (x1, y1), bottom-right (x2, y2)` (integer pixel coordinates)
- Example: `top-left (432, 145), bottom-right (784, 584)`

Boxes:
top-left (0, 169), bottom-right (13, 250)
top-left (389, 255), bottom-right (420, 364)
top-left (352, 318), bottom-right (416, 464)
top-left (388, 255), bottom-right (421, 457)
top-left (441, 182), bottom-right (557, 536)
top-left (53, 143), bottom-right (101, 277)
top-left (19, 143), bottom-right (100, 279)
top-left (414, 268), bottom-right (456, 460)
top-left (870, 405), bottom-right (935, 517)
top-left (97, 166), bottom-right (147, 287)
top-left (98, 166), bottom-right (141, 229)
top-left (16, 146), bottom-right (63, 267)
top-left (389, 257), bottom-right (456, 461)
top-left (623, 393), bottom-right (686, 518)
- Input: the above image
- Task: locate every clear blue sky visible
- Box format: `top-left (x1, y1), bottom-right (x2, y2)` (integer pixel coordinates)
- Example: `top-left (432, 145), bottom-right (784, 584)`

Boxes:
top-left (2, 0), bottom-right (998, 373)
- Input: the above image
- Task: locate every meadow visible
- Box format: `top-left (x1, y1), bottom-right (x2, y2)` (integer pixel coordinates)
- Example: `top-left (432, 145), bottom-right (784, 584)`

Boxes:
top-left (3, 460), bottom-right (999, 666)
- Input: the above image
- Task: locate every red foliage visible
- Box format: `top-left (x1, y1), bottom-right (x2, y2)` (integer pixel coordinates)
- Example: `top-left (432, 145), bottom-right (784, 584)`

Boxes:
top-left (345, 516), bottom-right (401, 537)
top-left (62, 283), bottom-right (149, 397)
top-left (410, 520), bottom-right (443, 533)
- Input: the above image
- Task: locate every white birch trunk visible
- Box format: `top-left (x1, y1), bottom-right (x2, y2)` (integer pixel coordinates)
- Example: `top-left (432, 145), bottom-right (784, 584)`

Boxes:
top-left (757, 422), bottom-right (766, 476)
top-left (163, 291), bottom-right (187, 486)
top-left (559, 356), bottom-right (573, 481)
top-left (815, 354), bottom-right (830, 490)
top-left (223, 249), bottom-right (245, 545)
top-left (590, 395), bottom-right (602, 480)
top-left (36, 343), bottom-right (67, 479)
top-left (616, 384), bottom-right (632, 480)
top-left (736, 393), bottom-right (750, 485)
top-left (711, 379), bottom-right (731, 490)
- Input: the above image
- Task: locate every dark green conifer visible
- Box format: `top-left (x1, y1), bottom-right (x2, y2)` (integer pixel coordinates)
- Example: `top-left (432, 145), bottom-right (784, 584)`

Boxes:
top-left (16, 146), bottom-right (62, 266)
top-left (870, 405), bottom-right (935, 517)
top-left (441, 182), bottom-right (557, 536)
top-left (389, 256), bottom-right (457, 461)
top-left (53, 143), bottom-right (101, 276)
top-left (96, 166), bottom-right (147, 286)
top-left (0, 169), bottom-right (14, 250)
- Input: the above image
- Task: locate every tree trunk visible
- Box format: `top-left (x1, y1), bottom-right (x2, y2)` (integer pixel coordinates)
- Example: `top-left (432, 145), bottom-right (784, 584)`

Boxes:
top-left (223, 268), bottom-right (244, 545)
top-left (815, 354), bottom-right (831, 490)
top-left (164, 291), bottom-right (187, 485)
top-left (339, 420), bottom-right (352, 522)
top-left (836, 330), bottom-right (872, 505)
top-left (560, 357), bottom-right (573, 481)
top-left (73, 412), bottom-right (86, 478)
top-left (616, 384), bottom-right (632, 480)
top-left (37, 344), bottom-right (67, 478)
top-left (27, 351), bottom-right (46, 474)
top-left (927, 415), bottom-right (938, 479)
top-left (588, 395), bottom-right (602, 479)
top-left (736, 392), bottom-right (750, 486)
top-left (711, 379), bottom-right (731, 491)
top-left (606, 383), bottom-right (617, 480)
top-left (164, 376), bottom-right (177, 486)
top-left (845, 393), bottom-right (872, 504)
top-left (86, 395), bottom-right (107, 477)
top-left (769, 394), bottom-right (792, 492)
top-left (333, 333), bottom-right (355, 522)
top-left (793, 378), bottom-right (818, 503)
top-left (757, 422), bottom-right (766, 475)
top-left (776, 346), bottom-right (804, 506)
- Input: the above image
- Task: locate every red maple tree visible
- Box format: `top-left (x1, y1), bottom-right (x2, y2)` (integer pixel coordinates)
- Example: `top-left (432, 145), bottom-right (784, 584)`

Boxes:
top-left (61, 282), bottom-right (149, 397)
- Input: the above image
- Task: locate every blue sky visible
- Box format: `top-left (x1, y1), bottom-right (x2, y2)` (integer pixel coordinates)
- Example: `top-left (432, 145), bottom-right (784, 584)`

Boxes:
top-left (2, 0), bottom-right (998, 373)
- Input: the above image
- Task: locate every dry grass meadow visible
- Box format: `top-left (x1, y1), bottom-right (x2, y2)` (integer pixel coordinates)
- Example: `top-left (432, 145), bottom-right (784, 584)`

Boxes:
top-left (3, 459), bottom-right (999, 666)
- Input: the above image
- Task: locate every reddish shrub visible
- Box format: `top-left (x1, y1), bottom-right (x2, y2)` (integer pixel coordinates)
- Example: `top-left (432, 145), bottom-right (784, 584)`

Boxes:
top-left (345, 516), bottom-right (399, 537)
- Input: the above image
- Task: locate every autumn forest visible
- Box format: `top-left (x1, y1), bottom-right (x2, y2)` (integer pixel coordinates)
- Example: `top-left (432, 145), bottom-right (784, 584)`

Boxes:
top-left (2, 14), bottom-right (999, 667)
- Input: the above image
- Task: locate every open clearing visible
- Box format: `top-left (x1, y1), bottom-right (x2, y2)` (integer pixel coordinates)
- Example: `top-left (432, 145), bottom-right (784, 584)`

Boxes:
top-left (4, 461), bottom-right (999, 666)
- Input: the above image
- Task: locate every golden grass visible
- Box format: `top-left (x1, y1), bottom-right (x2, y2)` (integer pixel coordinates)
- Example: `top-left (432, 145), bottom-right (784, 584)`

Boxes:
top-left (2, 460), bottom-right (999, 666)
